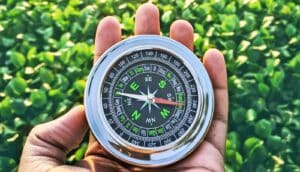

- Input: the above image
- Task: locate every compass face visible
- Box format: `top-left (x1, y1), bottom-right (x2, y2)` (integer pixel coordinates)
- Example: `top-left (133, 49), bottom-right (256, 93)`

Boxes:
top-left (102, 50), bottom-right (198, 147)
top-left (85, 35), bottom-right (214, 167)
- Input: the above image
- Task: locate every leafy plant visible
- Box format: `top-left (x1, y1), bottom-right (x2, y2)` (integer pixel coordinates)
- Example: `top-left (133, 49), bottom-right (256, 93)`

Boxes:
top-left (0, 0), bottom-right (299, 171)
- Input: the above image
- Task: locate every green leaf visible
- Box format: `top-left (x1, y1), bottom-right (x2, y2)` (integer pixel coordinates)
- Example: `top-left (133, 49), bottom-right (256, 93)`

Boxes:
top-left (11, 98), bottom-right (26, 115)
top-left (73, 143), bottom-right (87, 161)
top-left (281, 127), bottom-right (293, 141)
top-left (27, 47), bottom-right (37, 60)
top-left (9, 51), bottom-right (26, 68)
top-left (30, 90), bottom-right (47, 108)
top-left (1, 37), bottom-right (15, 47)
top-left (5, 77), bottom-right (27, 96)
top-left (30, 113), bottom-right (52, 126)
top-left (227, 132), bottom-right (240, 150)
top-left (195, 23), bottom-right (205, 36)
top-left (55, 74), bottom-right (69, 90)
top-left (39, 67), bottom-right (55, 84)
top-left (0, 1), bottom-right (299, 170)
top-left (225, 2), bottom-right (236, 13)
top-left (247, 0), bottom-right (262, 11)
top-left (221, 15), bottom-right (239, 32)
top-left (226, 150), bottom-right (243, 166)
top-left (0, 156), bottom-right (16, 171)
top-left (0, 67), bottom-right (10, 74)
top-left (48, 89), bottom-right (64, 101)
top-left (161, 11), bottom-right (174, 24)
top-left (243, 137), bottom-right (262, 154)
top-left (0, 97), bottom-right (12, 119)
top-left (246, 109), bottom-right (257, 122)
top-left (14, 117), bottom-right (26, 129)
top-left (288, 53), bottom-right (300, 73)
top-left (255, 119), bottom-right (272, 138)
top-left (285, 24), bottom-right (297, 37)
top-left (212, 0), bottom-right (225, 11)
top-left (297, 139), bottom-right (300, 153)
top-left (258, 83), bottom-right (270, 97)
top-left (39, 52), bottom-right (54, 65)
top-left (73, 80), bottom-right (86, 95)
top-left (243, 12), bottom-right (256, 31)
top-left (232, 107), bottom-right (246, 123)
top-left (59, 32), bottom-right (71, 46)
top-left (266, 135), bottom-right (283, 151)
top-left (270, 70), bottom-right (285, 88)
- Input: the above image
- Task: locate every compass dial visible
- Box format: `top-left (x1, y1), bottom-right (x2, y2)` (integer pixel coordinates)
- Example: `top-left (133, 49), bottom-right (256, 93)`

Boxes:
top-left (102, 50), bottom-right (198, 147)
top-left (85, 35), bottom-right (214, 167)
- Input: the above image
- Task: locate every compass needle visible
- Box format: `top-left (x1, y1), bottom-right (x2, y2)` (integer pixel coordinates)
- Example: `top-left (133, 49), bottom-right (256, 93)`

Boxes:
top-left (85, 35), bottom-right (214, 167)
top-left (118, 92), bottom-right (148, 102)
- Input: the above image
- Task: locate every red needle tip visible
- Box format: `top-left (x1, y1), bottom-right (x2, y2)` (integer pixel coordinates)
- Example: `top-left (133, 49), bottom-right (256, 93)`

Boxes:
top-left (153, 98), bottom-right (183, 106)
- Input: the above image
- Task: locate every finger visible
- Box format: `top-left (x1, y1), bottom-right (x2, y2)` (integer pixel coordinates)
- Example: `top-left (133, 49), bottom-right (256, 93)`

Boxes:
top-left (134, 3), bottom-right (160, 35)
top-left (90, 16), bottom-right (121, 162)
top-left (19, 105), bottom-right (88, 171)
top-left (203, 48), bottom-right (228, 155)
top-left (94, 16), bottom-right (121, 63)
top-left (85, 133), bottom-right (114, 159)
top-left (170, 20), bottom-right (194, 51)
top-left (169, 141), bottom-right (224, 172)
top-left (169, 49), bottom-right (227, 171)
top-left (83, 134), bottom-right (130, 171)
top-left (77, 156), bottom-right (129, 172)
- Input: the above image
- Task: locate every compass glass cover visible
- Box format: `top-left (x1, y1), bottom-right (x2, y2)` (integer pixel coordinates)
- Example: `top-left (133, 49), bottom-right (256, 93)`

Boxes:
top-left (101, 49), bottom-right (199, 148)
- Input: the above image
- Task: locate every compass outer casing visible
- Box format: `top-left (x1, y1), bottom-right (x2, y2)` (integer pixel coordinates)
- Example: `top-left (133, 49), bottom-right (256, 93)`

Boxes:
top-left (84, 35), bottom-right (214, 167)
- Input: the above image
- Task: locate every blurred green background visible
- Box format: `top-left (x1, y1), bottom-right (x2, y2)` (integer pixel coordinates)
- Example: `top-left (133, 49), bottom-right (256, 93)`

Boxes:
top-left (0, 0), bottom-right (300, 171)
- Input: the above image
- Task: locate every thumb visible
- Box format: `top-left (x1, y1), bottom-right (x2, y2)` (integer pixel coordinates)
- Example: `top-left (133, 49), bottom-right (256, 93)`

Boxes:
top-left (20, 105), bottom-right (88, 171)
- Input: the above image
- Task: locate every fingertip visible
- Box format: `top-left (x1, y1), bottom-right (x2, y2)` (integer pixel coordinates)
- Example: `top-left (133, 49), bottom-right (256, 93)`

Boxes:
top-left (94, 16), bottom-right (121, 63)
top-left (203, 48), bottom-right (224, 63)
top-left (203, 48), bottom-right (227, 89)
top-left (170, 20), bottom-right (194, 51)
top-left (70, 105), bottom-right (86, 117)
top-left (73, 104), bottom-right (85, 112)
top-left (135, 3), bottom-right (160, 35)
top-left (98, 16), bottom-right (120, 28)
top-left (62, 105), bottom-right (87, 128)
top-left (170, 20), bottom-right (194, 33)
top-left (136, 3), bottom-right (159, 13)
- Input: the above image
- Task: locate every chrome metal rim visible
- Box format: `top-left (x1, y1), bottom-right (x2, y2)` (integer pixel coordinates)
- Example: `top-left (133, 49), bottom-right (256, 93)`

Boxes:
top-left (84, 35), bottom-right (214, 167)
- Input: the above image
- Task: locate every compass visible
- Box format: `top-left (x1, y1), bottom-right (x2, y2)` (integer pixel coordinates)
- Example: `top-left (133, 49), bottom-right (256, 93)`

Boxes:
top-left (84, 35), bottom-right (214, 167)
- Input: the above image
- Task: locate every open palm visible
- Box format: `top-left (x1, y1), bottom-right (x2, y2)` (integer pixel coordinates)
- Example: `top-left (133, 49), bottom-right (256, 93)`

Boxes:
top-left (19, 3), bottom-right (228, 172)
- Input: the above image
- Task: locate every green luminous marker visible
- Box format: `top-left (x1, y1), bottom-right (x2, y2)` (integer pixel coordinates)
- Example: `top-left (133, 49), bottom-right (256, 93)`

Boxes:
top-left (135, 66), bottom-right (143, 73)
top-left (158, 80), bottom-right (167, 88)
top-left (130, 81), bottom-right (139, 91)
top-left (132, 110), bottom-right (141, 121)
top-left (132, 126), bottom-right (140, 134)
top-left (177, 93), bottom-right (184, 102)
top-left (115, 91), bottom-right (121, 96)
top-left (166, 72), bottom-right (173, 79)
top-left (177, 93), bottom-right (184, 109)
top-left (117, 82), bottom-right (124, 89)
top-left (118, 114), bottom-right (126, 123)
top-left (160, 108), bottom-right (170, 119)
top-left (157, 127), bottom-right (165, 135)
top-left (148, 129), bottom-right (157, 137)
top-left (125, 121), bottom-right (132, 129)
top-left (128, 69), bottom-right (135, 77)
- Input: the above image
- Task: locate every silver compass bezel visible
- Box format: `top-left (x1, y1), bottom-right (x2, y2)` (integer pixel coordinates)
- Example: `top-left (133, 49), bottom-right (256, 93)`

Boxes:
top-left (84, 35), bottom-right (214, 167)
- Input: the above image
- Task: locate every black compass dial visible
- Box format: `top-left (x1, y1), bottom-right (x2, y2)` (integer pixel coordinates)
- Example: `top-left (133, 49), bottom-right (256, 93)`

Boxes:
top-left (101, 49), bottom-right (199, 148)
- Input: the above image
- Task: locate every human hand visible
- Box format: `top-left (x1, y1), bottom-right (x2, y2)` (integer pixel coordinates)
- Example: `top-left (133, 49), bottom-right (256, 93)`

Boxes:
top-left (19, 3), bottom-right (228, 172)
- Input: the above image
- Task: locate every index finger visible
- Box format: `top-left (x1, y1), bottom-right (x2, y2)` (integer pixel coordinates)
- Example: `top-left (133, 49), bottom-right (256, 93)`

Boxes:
top-left (203, 49), bottom-right (228, 155)
top-left (94, 16), bottom-right (121, 63)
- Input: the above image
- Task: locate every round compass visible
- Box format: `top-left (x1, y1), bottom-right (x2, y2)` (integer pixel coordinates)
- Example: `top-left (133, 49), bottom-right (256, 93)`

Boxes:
top-left (85, 35), bottom-right (214, 167)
